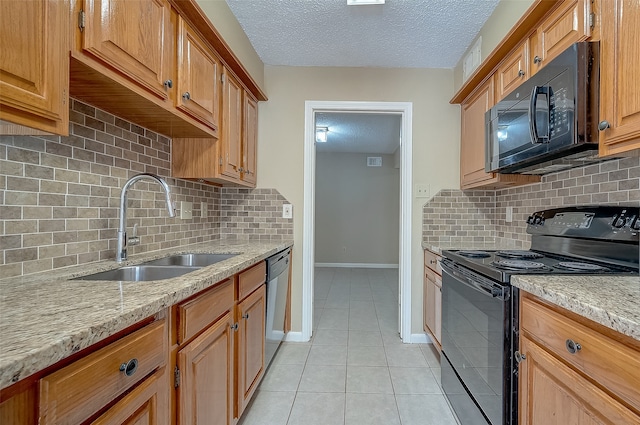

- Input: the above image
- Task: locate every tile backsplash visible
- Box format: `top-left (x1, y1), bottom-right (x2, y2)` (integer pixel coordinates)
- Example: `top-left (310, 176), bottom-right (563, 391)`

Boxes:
top-left (0, 99), bottom-right (292, 278)
top-left (423, 156), bottom-right (640, 248)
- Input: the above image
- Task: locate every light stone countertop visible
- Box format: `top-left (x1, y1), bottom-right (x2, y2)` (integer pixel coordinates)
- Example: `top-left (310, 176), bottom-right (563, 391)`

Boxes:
top-left (422, 240), bottom-right (523, 254)
top-left (512, 275), bottom-right (640, 341)
top-left (0, 239), bottom-right (293, 391)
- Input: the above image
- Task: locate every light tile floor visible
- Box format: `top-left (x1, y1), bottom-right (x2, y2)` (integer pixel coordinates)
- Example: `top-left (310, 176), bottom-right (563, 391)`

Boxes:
top-left (238, 267), bottom-right (460, 425)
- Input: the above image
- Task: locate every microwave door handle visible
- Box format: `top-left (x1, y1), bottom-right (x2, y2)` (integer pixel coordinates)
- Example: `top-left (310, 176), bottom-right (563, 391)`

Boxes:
top-left (528, 86), bottom-right (550, 144)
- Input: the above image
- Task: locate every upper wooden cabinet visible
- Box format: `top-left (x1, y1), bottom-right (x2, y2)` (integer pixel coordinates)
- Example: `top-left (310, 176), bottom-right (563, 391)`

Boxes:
top-left (0, 0), bottom-right (69, 135)
top-left (529, 0), bottom-right (592, 76)
top-left (598, 0), bottom-right (640, 156)
top-left (460, 77), bottom-right (539, 189)
top-left (80, 0), bottom-right (172, 102)
top-left (242, 94), bottom-right (259, 185)
top-left (176, 17), bottom-right (221, 135)
top-left (495, 40), bottom-right (529, 101)
top-left (220, 69), bottom-right (243, 180)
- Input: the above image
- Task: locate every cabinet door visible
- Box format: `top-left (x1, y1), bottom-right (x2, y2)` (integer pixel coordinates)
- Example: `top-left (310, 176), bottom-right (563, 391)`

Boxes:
top-left (519, 335), bottom-right (640, 425)
top-left (91, 369), bottom-right (169, 425)
top-left (434, 276), bottom-right (442, 344)
top-left (460, 78), bottom-right (495, 188)
top-left (495, 40), bottom-right (529, 101)
top-left (177, 311), bottom-right (234, 425)
top-left (0, 0), bottom-right (68, 135)
top-left (81, 0), bottom-right (171, 101)
top-left (599, 0), bottom-right (640, 156)
top-left (236, 285), bottom-right (266, 418)
top-left (176, 17), bottom-right (220, 133)
top-left (220, 69), bottom-right (243, 180)
top-left (530, 0), bottom-right (591, 75)
top-left (242, 94), bottom-right (258, 186)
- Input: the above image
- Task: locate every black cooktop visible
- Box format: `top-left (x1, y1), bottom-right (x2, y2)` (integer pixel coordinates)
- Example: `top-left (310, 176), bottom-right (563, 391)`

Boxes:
top-left (442, 249), bottom-right (639, 284)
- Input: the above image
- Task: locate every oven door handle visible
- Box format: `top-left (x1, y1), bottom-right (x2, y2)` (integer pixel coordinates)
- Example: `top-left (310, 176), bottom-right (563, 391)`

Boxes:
top-left (441, 260), bottom-right (507, 299)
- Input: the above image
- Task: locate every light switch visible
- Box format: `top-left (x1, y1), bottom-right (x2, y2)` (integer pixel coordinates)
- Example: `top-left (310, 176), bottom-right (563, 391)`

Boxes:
top-left (180, 201), bottom-right (193, 220)
top-left (282, 204), bottom-right (293, 219)
top-left (415, 184), bottom-right (430, 198)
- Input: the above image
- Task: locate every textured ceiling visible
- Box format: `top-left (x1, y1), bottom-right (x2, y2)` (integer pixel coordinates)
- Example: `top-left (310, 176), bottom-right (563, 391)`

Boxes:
top-left (315, 112), bottom-right (402, 154)
top-left (223, 0), bottom-right (501, 68)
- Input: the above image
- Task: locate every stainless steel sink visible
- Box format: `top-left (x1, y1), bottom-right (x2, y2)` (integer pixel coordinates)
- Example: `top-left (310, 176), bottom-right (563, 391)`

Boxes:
top-left (141, 253), bottom-right (238, 267)
top-left (75, 265), bottom-right (201, 282)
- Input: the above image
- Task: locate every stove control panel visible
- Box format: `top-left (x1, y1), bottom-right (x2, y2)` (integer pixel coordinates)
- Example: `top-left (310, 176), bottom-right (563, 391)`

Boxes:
top-left (527, 206), bottom-right (639, 241)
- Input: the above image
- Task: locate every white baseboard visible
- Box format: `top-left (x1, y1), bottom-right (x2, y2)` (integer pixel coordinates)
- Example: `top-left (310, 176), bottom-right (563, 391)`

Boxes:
top-left (315, 262), bottom-right (399, 269)
top-left (284, 331), bottom-right (309, 342)
top-left (409, 333), bottom-right (431, 344)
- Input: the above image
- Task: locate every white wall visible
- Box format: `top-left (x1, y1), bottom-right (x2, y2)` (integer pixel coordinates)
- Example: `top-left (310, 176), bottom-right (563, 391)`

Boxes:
top-left (315, 152), bottom-right (399, 265)
top-left (256, 66), bottom-right (461, 334)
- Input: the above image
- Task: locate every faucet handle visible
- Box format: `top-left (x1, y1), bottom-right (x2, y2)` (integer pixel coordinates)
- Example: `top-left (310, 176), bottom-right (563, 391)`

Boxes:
top-left (128, 223), bottom-right (140, 246)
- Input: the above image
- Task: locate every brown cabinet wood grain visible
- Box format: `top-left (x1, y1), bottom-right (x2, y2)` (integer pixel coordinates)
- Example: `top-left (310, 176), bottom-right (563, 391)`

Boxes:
top-left (598, 0), bottom-right (640, 156)
top-left (176, 16), bottom-right (221, 134)
top-left (221, 69), bottom-right (243, 180)
top-left (519, 294), bottom-right (640, 424)
top-left (177, 310), bottom-right (235, 425)
top-left (495, 40), bottom-right (529, 101)
top-left (423, 250), bottom-right (442, 350)
top-left (242, 94), bottom-right (259, 185)
top-left (235, 285), bottom-right (266, 418)
top-left (0, 0), bottom-right (69, 135)
top-left (529, 0), bottom-right (592, 76)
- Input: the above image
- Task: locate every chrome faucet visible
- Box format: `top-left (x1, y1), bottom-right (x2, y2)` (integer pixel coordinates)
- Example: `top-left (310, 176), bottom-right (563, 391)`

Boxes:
top-left (116, 173), bottom-right (175, 262)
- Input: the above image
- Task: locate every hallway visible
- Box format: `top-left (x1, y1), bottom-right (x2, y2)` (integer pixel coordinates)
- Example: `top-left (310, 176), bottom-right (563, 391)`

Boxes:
top-left (238, 267), bottom-right (458, 425)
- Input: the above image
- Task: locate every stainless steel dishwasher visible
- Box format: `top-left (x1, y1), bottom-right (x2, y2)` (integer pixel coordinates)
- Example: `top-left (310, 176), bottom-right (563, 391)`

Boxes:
top-left (265, 248), bottom-right (291, 368)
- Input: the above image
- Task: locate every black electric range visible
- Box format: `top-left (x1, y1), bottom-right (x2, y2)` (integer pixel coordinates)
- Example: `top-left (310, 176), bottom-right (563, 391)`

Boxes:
top-left (439, 206), bottom-right (639, 425)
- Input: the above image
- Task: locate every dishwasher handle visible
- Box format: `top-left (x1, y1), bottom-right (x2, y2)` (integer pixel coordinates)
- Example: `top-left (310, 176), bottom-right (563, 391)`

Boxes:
top-left (267, 248), bottom-right (291, 280)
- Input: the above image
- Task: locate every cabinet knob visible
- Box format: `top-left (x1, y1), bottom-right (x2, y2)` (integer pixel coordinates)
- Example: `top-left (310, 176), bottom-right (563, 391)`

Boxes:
top-left (238, 167), bottom-right (244, 173)
top-left (533, 56), bottom-right (542, 64)
top-left (518, 69), bottom-right (525, 77)
top-left (231, 322), bottom-right (239, 331)
top-left (515, 350), bottom-right (527, 364)
top-left (182, 92), bottom-right (191, 101)
top-left (598, 120), bottom-right (610, 131)
top-left (163, 79), bottom-right (173, 89)
top-left (119, 358), bottom-right (139, 377)
top-left (242, 313), bottom-right (249, 319)
top-left (565, 339), bottom-right (582, 354)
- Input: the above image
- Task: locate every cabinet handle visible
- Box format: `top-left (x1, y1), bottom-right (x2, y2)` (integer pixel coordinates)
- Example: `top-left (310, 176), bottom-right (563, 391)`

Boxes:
top-left (518, 69), bottom-right (525, 77)
top-left (515, 351), bottom-right (526, 364)
top-left (182, 92), bottom-right (191, 101)
top-left (242, 313), bottom-right (249, 319)
top-left (565, 339), bottom-right (582, 354)
top-left (163, 79), bottom-right (173, 89)
top-left (238, 167), bottom-right (244, 172)
top-left (430, 260), bottom-right (436, 265)
top-left (119, 358), bottom-right (139, 377)
top-left (533, 56), bottom-right (542, 64)
top-left (598, 120), bottom-right (610, 131)
top-left (231, 323), bottom-right (239, 331)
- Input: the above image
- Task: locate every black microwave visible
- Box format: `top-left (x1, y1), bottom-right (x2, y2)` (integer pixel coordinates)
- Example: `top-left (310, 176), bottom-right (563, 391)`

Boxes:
top-left (485, 42), bottom-right (601, 175)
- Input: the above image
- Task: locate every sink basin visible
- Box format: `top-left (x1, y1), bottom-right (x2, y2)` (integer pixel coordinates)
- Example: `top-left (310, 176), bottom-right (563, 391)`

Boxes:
top-left (75, 265), bottom-right (201, 282)
top-left (141, 253), bottom-right (238, 267)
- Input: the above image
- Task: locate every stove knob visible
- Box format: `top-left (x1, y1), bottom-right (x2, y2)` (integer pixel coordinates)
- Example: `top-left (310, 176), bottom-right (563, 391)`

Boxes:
top-left (526, 216), bottom-right (535, 224)
top-left (632, 216), bottom-right (640, 231)
top-left (534, 216), bottom-right (544, 225)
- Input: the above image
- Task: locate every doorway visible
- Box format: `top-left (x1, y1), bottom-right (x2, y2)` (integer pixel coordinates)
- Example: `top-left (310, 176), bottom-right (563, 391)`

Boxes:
top-left (301, 101), bottom-right (413, 343)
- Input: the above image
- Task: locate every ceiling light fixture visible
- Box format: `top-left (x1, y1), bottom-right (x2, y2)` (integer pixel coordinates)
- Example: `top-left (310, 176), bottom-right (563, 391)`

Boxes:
top-left (316, 127), bottom-right (328, 143)
top-left (347, 0), bottom-right (385, 5)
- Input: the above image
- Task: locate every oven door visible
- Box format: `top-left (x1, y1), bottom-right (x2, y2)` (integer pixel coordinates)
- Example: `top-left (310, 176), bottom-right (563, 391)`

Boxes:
top-left (441, 259), bottom-right (513, 425)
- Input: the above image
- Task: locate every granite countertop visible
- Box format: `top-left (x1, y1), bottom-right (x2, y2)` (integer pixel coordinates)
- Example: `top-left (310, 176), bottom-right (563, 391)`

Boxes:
top-left (422, 240), bottom-right (523, 254)
top-left (0, 239), bottom-right (293, 390)
top-left (512, 275), bottom-right (640, 342)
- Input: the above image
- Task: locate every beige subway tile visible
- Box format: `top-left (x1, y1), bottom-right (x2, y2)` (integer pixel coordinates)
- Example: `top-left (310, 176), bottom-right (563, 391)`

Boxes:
top-left (23, 258), bottom-right (53, 274)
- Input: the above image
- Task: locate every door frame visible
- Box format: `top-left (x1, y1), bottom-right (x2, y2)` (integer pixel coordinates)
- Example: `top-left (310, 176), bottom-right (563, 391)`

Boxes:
top-left (301, 100), bottom-right (413, 342)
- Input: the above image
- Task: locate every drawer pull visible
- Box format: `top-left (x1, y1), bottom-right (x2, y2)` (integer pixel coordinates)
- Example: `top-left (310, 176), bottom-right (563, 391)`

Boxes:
top-left (119, 358), bottom-right (139, 377)
top-left (566, 339), bottom-right (582, 354)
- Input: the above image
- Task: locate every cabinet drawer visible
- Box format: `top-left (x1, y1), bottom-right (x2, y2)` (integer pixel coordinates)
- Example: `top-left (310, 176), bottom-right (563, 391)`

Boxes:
top-left (521, 296), bottom-right (640, 412)
top-left (178, 278), bottom-right (234, 344)
top-left (238, 261), bottom-right (266, 301)
top-left (496, 40), bottom-right (529, 101)
top-left (39, 320), bottom-right (166, 425)
top-left (424, 250), bottom-right (442, 275)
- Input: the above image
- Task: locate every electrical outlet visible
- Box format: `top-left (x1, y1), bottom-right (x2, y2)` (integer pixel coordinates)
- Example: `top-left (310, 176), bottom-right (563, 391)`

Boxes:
top-left (415, 184), bottom-right (430, 198)
top-left (180, 201), bottom-right (193, 220)
top-left (282, 204), bottom-right (293, 219)
top-left (201, 202), bottom-right (208, 218)
top-left (506, 206), bottom-right (513, 223)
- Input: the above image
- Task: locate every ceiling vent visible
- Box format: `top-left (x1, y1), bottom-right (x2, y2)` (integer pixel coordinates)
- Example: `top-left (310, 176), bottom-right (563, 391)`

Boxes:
top-left (367, 157), bottom-right (383, 167)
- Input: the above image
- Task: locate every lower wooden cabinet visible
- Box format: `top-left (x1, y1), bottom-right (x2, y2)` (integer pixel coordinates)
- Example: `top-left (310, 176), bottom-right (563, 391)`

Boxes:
top-left (91, 368), bottom-right (169, 425)
top-left (236, 284), bottom-right (266, 418)
top-left (177, 310), bottom-right (235, 425)
top-left (423, 250), bottom-right (442, 349)
top-left (518, 294), bottom-right (640, 424)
